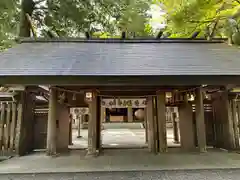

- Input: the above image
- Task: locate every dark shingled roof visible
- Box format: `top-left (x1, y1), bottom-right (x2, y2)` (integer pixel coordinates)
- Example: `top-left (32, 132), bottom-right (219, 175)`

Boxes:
top-left (0, 38), bottom-right (239, 76)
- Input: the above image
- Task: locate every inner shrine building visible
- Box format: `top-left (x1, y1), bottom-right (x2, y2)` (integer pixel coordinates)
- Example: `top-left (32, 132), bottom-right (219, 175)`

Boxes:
top-left (0, 38), bottom-right (240, 156)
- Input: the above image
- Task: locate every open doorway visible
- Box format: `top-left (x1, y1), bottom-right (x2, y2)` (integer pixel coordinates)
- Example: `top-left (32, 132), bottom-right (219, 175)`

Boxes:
top-left (102, 107), bottom-right (146, 149)
top-left (166, 107), bottom-right (181, 148)
top-left (69, 101), bottom-right (147, 150)
top-left (68, 107), bottom-right (89, 150)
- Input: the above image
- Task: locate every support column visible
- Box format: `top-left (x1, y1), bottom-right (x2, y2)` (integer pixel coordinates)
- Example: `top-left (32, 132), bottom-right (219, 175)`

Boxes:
top-left (128, 107), bottom-right (133, 122)
top-left (69, 115), bottom-right (73, 145)
top-left (179, 101), bottom-right (195, 151)
top-left (172, 112), bottom-right (180, 144)
top-left (144, 108), bottom-right (148, 143)
top-left (87, 91), bottom-right (101, 156)
top-left (232, 100), bottom-right (240, 149)
top-left (77, 115), bottom-right (82, 138)
top-left (156, 92), bottom-right (167, 153)
top-left (46, 87), bottom-right (57, 156)
top-left (96, 96), bottom-right (102, 151)
top-left (81, 114), bottom-right (86, 129)
top-left (195, 88), bottom-right (207, 152)
top-left (101, 106), bottom-right (106, 123)
top-left (146, 96), bottom-right (156, 153)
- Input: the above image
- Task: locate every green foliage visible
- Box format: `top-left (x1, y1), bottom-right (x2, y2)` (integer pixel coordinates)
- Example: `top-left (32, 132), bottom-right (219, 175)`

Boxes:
top-left (0, 0), bottom-right (19, 50)
top-left (0, 0), bottom-right (153, 49)
top-left (156, 0), bottom-right (240, 44)
top-left (116, 0), bottom-right (152, 36)
top-left (37, 0), bottom-right (152, 37)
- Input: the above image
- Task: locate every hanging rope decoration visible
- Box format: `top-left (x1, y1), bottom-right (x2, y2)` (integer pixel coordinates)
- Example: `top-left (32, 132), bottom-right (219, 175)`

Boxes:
top-left (58, 92), bottom-right (66, 104)
top-left (49, 85), bottom-right (212, 105)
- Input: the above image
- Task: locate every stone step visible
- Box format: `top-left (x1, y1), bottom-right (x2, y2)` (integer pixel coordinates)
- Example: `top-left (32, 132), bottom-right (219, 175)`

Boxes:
top-left (102, 123), bottom-right (144, 129)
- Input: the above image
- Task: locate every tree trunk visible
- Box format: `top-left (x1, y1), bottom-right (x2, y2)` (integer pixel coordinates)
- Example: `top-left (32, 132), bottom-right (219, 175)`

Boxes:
top-left (19, 0), bottom-right (35, 37)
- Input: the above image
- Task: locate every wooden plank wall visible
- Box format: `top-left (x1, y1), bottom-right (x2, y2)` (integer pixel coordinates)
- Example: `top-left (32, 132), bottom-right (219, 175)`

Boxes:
top-left (0, 102), bottom-right (18, 156)
top-left (0, 91), bottom-right (35, 156)
top-left (212, 92), bottom-right (239, 150)
top-left (15, 92), bottom-right (35, 156)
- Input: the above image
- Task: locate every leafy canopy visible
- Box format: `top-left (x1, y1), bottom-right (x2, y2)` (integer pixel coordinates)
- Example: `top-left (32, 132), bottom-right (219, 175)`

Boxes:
top-left (156, 0), bottom-right (240, 43)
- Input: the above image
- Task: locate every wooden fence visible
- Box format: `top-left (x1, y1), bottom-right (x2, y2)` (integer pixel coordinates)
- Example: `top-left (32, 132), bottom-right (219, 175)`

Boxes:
top-left (0, 102), bottom-right (20, 156)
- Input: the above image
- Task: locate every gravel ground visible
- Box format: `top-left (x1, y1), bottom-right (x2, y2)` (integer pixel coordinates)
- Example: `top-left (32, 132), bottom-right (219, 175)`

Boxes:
top-left (1, 169), bottom-right (240, 180)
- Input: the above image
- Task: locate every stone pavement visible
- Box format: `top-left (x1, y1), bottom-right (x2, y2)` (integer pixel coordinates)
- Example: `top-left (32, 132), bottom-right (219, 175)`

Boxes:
top-left (70, 127), bottom-right (180, 149)
top-left (1, 169), bottom-right (240, 180)
top-left (1, 123), bottom-right (240, 176)
top-left (1, 149), bottom-right (240, 174)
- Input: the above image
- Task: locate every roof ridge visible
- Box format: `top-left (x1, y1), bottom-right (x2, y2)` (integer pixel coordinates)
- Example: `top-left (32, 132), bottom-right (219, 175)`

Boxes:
top-left (17, 37), bottom-right (227, 44)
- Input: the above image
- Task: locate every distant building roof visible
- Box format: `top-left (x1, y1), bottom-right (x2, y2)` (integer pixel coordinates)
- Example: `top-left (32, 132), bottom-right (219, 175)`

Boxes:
top-left (0, 38), bottom-right (239, 76)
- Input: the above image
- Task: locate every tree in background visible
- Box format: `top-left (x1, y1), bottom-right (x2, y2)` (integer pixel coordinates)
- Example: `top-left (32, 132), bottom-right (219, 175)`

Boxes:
top-left (156, 0), bottom-right (240, 44)
top-left (0, 0), bottom-right (153, 49)
top-left (0, 0), bottom-right (19, 50)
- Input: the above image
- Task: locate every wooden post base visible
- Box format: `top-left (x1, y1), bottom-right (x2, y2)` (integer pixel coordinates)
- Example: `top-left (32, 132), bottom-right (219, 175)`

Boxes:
top-left (86, 150), bottom-right (99, 157)
top-left (46, 151), bottom-right (59, 157)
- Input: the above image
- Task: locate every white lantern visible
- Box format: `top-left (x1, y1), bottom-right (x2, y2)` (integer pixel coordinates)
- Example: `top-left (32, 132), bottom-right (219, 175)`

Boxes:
top-left (134, 109), bottom-right (144, 120)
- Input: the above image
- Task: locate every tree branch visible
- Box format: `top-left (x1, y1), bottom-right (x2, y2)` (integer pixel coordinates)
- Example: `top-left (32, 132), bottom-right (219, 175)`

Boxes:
top-left (235, 0), bottom-right (240, 4)
top-left (34, 0), bottom-right (45, 5)
top-left (188, 16), bottom-right (226, 24)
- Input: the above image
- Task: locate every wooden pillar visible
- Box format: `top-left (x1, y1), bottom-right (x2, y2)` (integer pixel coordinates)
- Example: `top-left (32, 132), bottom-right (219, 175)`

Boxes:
top-left (81, 114), bottom-right (86, 129)
top-left (0, 103), bottom-right (6, 149)
top-left (69, 115), bottom-right (73, 145)
top-left (10, 102), bottom-right (17, 150)
top-left (101, 106), bottom-right (106, 123)
top-left (232, 100), bottom-right (239, 149)
top-left (46, 87), bottom-right (57, 156)
top-left (237, 101), bottom-right (240, 146)
top-left (195, 88), bottom-right (207, 152)
top-left (14, 94), bottom-right (24, 156)
top-left (96, 96), bottom-right (102, 151)
top-left (144, 108), bottom-right (148, 143)
top-left (5, 103), bottom-right (11, 151)
top-left (179, 101), bottom-right (195, 151)
top-left (156, 92), bottom-right (167, 153)
top-left (87, 91), bottom-right (101, 156)
top-left (172, 112), bottom-right (180, 144)
top-left (127, 107), bottom-right (133, 122)
top-left (146, 96), bottom-right (156, 153)
top-left (77, 115), bottom-right (82, 138)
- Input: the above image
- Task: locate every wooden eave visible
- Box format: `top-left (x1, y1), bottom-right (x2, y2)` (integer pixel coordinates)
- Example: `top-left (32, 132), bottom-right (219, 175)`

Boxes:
top-left (1, 75), bottom-right (240, 86)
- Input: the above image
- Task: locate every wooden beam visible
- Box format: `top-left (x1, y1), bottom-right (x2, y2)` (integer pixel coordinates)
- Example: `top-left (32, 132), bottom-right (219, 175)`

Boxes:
top-left (2, 75), bottom-right (240, 86)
